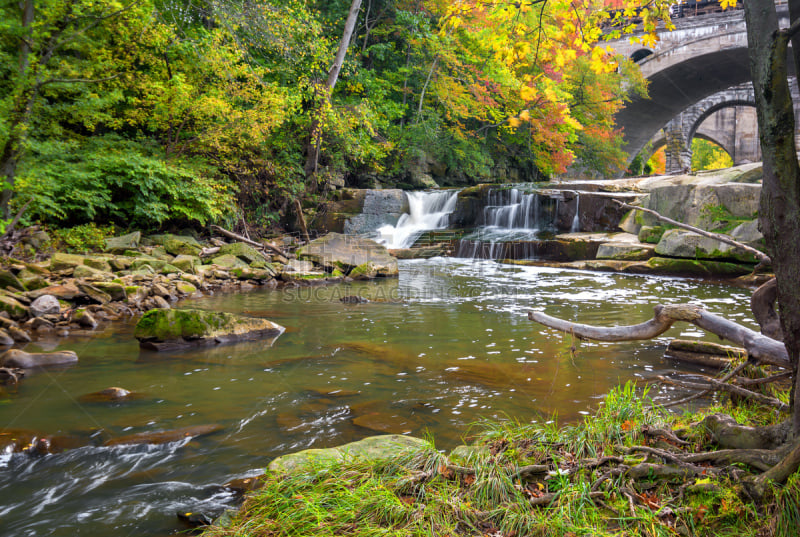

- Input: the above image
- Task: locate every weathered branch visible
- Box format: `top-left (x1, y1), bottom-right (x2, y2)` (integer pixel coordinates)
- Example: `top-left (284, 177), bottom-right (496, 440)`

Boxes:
top-left (656, 375), bottom-right (788, 411)
top-left (529, 304), bottom-right (790, 368)
top-left (614, 201), bottom-right (771, 264)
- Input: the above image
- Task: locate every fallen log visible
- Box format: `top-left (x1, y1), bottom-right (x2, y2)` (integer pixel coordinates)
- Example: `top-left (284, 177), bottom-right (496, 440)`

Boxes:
top-left (528, 304), bottom-right (789, 369)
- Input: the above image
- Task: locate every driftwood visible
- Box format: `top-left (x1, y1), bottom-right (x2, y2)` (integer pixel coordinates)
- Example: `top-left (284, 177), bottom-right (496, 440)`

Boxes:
top-left (210, 225), bottom-right (284, 257)
top-left (614, 200), bottom-right (771, 265)
top-left (293, 199), bottom-right (311, 244)
top-left (529, 304), bottom-right (789, 368)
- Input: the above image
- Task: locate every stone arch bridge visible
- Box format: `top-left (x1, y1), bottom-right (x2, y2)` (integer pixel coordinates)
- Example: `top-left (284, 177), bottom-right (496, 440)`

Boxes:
top-left (609, 3), bottom-right (799, 168)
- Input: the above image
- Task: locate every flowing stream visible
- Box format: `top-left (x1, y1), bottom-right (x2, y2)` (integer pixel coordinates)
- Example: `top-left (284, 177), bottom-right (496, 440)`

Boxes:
top-left (0, 259), bottom-right (757, 536)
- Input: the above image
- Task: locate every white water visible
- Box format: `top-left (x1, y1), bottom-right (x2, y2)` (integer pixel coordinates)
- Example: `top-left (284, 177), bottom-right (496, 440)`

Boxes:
top-left (376, 190), bottom-right (459, 249)
top-left (571, 193), bottom-right (581, 232)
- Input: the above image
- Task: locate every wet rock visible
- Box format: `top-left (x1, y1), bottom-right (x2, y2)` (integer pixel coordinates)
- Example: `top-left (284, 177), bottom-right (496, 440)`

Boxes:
top-left (0, 329), bottom-right (14, 346)
top-left (0, 295), bottom-right (29, 320)
top-left (340, 295), bottom-right (369, 304)
top-left (0, 269), bottom-right (26, 292)
top-left (0, 349), bottom-right (78, 368)
top-left (72, 308), bottom-right (98, 329)
top-left (8, 325), bottom-right (31, 342)
top-left (30, 294), bottom-right (61, 317)
top-left (218, 242), bottom-right (263, 264)
top-left (307, 387), bottom-right (360, 398)
top-left (351, 412), bottom-right (419, 434)
top-left (151, 283), bottom-right (170, 297)
top-left (103, 424), bottom-right (223, 446)
top-left (27, 317), bottom-right (55, 332)
top-left (297, 233), bottom-right (398, 278)
top-left (223, 475), bottom-right (267, 496)
top-left (78, 386), bottom-right (137, 403)
top-left (180, 273), bottom-right (203, 287)
top-left (134, 308), bottom-right (285, 351)
top-left (628, 257), bottom-right (753, 277)
top-left (268, 434), bottom-right (427, 474)
top-left (177, 510), bottom-right (213, 528)
top-left (104, 231), bottom-right (141, 253)
top-left (76, 282), bottom-right (112, 304)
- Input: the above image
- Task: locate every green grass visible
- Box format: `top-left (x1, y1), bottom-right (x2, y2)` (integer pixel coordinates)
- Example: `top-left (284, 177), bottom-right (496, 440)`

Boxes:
top-left (202, 383), bottom-right (789, 537)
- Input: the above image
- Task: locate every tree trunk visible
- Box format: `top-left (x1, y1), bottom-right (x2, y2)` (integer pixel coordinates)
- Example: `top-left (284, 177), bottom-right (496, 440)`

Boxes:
top-left (743, 0), bottom-right (800, 435)
top-left (1, 0), bottom-right (36, 219)
top-left (304, 0), bottom-right (363, 180)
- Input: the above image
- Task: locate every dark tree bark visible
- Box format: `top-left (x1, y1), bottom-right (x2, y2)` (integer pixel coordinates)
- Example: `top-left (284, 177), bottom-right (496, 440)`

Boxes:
top-left (743, 0), bottom-right (800, 435)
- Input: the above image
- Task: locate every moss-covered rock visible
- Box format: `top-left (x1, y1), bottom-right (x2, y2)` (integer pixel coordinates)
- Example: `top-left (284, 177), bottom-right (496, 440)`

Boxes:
top-left (175, 281), bottom-right (198, 295)
top-left (73, 264), bottom-right (114, 280)
top-left (164, 236), bottom-right (202, 257)
top-left (131, 257), bottom-right (168, 272)
top-left (210, 254), bottom-right (250, 270)
top-left (171, 255), bottom-right (200, 273)
top-left (634, 257), bottom-right (752, 277)
top-left (595, 242), bottom-right (654, 261)
top-left (268, 435), bottom-right (428, 474)
top-left (638, 226), bottom-right (666, 244)
top-left (0, 270), bottom-right (26, 292)
top-left (0, 295), bottom-right (29, 320)
top-left (134, 308), bottom-right (284, 351)
top-left (218, 242), bottom-right (263, 264)
top-left (50, 253), bottom-right (86, 272)
top-left (17, 269), bottom-right (48, 291)
top-left (83, 257), bottom-right (113, 272)
top-left (655, 229), bottom-right (759, 263)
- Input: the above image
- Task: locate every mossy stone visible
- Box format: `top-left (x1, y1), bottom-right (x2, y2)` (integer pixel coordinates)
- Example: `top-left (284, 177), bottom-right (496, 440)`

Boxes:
top-left (0, 270), bottom-right (26, 292)
top-left (218, 242), bottom-right (262, 264)
top-left (175, 281), bottom-right (197, 295)
top-left (645, 257), bottom-right (751, 277)
top-left (0, 295), bottom-right (29, 320)
top-left (172, 255), bottom-right (200, 273)
top-left (638, 226), bottom-right (666, 244)
top-left (164, 237), bottom-right (202, 257)
top-left (211, 254), bottom-right (250, 270)
top-left (83, 257), bottom-right (113, 272)
top-left (92, 282), bottom-right (127, 301)
top-left (50, 253), bottom-right (86, 272)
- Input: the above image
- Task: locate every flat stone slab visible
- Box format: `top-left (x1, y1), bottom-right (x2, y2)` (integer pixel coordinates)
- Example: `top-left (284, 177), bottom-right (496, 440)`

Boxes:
top-left (0, 349), bottom-right (78, 369)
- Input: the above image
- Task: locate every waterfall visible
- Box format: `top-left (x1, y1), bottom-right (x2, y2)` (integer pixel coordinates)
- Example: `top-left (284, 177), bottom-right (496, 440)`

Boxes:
top-left (570, 193), bottom-right (581, 232)
top-left (456, 187), bottom-right (555, 259)
top-left (376, 190), bottom-right (459, 249)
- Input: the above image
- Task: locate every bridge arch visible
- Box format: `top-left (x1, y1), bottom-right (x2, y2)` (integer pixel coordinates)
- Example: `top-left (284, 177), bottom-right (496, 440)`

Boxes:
top-left (630, 48), bottom-right (653, 63)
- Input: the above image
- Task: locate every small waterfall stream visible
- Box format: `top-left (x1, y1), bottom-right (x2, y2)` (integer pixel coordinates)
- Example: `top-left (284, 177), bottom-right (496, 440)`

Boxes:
top-left (571, 193), bottom-right (581, 232)
top-left (456, 187), bottom-right (556, 259)
top-left (376, 190), bottom-right (459, 249)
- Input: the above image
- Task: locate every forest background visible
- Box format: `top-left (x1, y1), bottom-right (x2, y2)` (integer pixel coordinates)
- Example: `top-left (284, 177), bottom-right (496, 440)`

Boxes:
top-left (0, 0), bottom-right (664, 234)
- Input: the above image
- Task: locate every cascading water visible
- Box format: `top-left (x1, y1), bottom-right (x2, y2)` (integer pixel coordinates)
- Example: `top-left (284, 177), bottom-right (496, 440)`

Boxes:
top-left (456, 187), bottom-right (556, 259)
top-left (376, 190), bottom-right (459, 249)
top-left (570, 193), bottom-right (581, 232)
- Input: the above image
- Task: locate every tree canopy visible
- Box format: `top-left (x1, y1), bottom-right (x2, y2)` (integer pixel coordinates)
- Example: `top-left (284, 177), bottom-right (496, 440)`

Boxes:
top-left (0, 0), bottom-right (649, 232)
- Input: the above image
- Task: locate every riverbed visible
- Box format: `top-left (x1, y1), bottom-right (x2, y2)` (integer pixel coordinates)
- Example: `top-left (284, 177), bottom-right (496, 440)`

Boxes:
top-left (0, 258), bottom-right (756, 536)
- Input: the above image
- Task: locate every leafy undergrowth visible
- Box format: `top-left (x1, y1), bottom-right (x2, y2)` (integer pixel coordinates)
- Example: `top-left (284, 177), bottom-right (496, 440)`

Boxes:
top-left (202, 383), bottom-right (798, 537)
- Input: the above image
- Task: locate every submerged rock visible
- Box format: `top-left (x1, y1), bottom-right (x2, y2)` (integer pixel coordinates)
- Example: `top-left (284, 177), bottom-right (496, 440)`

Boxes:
top-left (104, 424), bottom-right (223, 446)
top-left (134, 308), bottom-right (284, 351)
top-left (268, 434), bottom-right (428, 474)
top-left (351, 412), bottom-right (419, 434)
top-left (0, 349), bottom-right (78, 369)
top-left (78, 386), bottom-right (139, 403)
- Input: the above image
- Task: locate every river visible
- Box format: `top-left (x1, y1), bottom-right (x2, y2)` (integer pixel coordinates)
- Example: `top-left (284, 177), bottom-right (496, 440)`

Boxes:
top-left (0, 258), bottom-right (756, 536)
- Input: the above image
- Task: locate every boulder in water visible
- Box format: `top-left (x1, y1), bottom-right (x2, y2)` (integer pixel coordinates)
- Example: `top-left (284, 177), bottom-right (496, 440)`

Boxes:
top-left (134, 308), bottom-right (284, 351)
top-left (0, 349), bottom-right (78, 369)
top-left (79, 386), bottom-right (138, 403)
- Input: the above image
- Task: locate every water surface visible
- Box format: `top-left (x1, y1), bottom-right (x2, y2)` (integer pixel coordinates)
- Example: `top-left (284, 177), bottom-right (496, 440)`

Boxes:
top-left (0, 258), bottom-right (756, 536)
